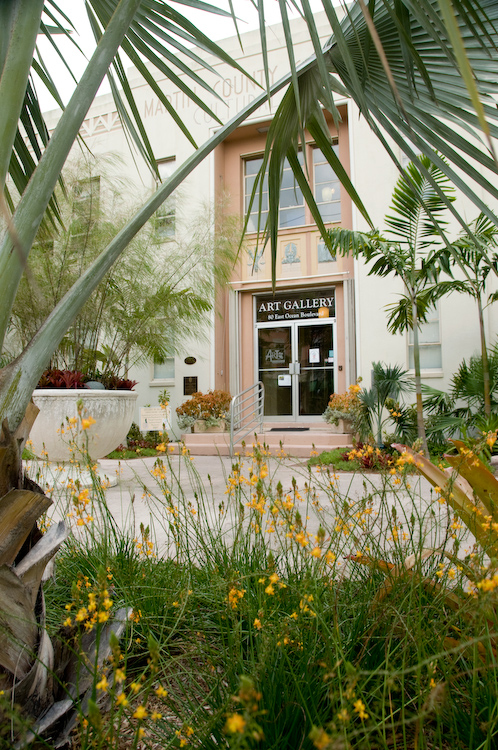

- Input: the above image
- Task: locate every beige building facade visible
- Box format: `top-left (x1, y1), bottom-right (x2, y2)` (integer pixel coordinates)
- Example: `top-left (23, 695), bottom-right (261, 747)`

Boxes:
top-left (42, 12), bottom-right (498, 433)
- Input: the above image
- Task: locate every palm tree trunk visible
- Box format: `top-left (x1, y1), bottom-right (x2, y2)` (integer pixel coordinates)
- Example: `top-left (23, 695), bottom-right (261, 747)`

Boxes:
top-left (411, 297), bottom-right (429, 455)
top-left (477, 291), bottom-right (491, 416)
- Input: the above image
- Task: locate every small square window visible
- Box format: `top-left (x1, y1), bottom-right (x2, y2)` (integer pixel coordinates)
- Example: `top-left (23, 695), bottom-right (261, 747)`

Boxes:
top-left (153, 358), bottom-right (175, 381)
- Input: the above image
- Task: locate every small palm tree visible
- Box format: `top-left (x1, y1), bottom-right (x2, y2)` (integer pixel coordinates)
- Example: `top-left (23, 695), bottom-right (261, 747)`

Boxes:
top-left (327, 155), bottom-right (454, 454)
top-left (359, 362), bottom-right (412, 445)
top-left (425, 213), bottom-right (498, 416)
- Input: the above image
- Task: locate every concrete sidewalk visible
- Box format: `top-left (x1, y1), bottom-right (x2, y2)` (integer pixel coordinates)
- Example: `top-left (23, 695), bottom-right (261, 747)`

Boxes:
top-left (80, 452), bottom-right (469, 559)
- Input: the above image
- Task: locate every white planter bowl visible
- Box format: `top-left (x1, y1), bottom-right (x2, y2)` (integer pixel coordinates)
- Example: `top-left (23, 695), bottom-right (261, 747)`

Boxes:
top-left (29, 389), bottom-right (138, 462)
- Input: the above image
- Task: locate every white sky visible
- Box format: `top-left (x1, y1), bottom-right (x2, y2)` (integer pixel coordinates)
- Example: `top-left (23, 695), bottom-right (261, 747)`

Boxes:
top-left (36, 0), bottom-right (325, 111)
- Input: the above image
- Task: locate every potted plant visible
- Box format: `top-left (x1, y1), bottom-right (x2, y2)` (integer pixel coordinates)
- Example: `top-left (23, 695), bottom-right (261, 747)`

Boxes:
top-left (29, 368), bottom-right (138, 464)
top-left (322, 381), bottom-right (362, 434)
top-left (176, 390), bottom-right (232, 433)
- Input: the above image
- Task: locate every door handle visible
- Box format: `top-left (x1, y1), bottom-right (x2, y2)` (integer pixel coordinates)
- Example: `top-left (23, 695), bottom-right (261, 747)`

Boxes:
top-left (294, 362), bottom-right (301, 375)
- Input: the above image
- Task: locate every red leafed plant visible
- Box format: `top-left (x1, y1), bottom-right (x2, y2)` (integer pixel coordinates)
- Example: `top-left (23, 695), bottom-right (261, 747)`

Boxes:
top-left (37, 369), bottom-right (86, 389)
top-left (36, 369), bottom-right (137, 390)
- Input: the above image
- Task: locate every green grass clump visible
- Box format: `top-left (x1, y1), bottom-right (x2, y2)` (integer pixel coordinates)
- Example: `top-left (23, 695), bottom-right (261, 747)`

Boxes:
top-left (32, 445), bottom-right (498, 749)
top-left (106, 447), bottom-right (162, 459)
top-left (309, 447), bottom-right (353, 469)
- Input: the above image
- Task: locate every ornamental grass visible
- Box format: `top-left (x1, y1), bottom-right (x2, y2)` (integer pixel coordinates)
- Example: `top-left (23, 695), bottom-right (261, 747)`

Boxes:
top-left (13, 433), bottom-right (498, 750)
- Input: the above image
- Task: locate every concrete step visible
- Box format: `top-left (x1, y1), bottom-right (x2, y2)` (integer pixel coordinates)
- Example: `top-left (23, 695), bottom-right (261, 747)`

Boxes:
top-left (181, 429), bottom-right (353, 457)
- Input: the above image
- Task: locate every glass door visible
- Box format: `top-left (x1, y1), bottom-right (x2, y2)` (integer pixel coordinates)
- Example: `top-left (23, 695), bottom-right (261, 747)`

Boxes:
top-left (257, 321), bottom-right (335, 419)
top-left (257, 326), bottom-right (292, 416)
top-left (296, 322), bottom-right (335, 416)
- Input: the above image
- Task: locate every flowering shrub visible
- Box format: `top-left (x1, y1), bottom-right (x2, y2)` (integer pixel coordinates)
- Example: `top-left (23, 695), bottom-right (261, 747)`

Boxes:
top-left (176, 390), bottom-right (232, 429)
top-left (340, 442), bottom-right (394, 471)
top-left (322, 381), bottom-right (362, 428)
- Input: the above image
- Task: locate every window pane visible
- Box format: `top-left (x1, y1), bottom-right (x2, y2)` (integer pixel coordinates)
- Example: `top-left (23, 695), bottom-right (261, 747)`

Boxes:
top-left (280, 206), bottom-right (306, 228)
top-left (247, 212), bottom-right (268, 232)
top-left (318, 201), bottom-right (341, 223)
top-left (313, 145), bottom-right (341, 224)
top-left (408, 320), bottom-right (440, 344)
top-left (244, 154), bottom-right (305, 232)
top-left (281, 169), bottom-right (299, 189)
top-left (158, 159), bottom-right (175, 180)
top-left (409, 345), bottom-right (442, 369)
top-left (153, 358), bottom-right (175, 380)
top-left (314, 163), bottom-right (335, 183)
top-left (245, 157), bottom-right (263, 176)
top-left (279, 185), bottom-right (304, 208)
top-left (155, 159), bottom-right (176, 240)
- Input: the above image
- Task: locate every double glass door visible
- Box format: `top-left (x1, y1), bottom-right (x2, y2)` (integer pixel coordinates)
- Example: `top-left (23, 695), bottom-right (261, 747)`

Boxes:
top-left (257, 321), bottom-right (335, 419)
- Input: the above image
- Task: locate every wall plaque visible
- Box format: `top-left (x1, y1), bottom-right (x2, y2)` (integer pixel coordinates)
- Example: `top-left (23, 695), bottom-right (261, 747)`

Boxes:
top-left (140, 406), bottom-right (170, 432)
top-left (184, 376), bottom-right (198, 395)
top-left (184, 356), bottom-right (196, 365)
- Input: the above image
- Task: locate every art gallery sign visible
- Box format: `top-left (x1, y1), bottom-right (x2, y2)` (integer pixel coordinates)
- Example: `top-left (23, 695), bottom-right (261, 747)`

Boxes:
top-left (255, 289), bottom-right (335, 323)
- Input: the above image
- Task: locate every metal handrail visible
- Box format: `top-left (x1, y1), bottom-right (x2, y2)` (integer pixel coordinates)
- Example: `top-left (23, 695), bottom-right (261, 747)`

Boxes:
top-left (229, 382), bottom-right (265, 457)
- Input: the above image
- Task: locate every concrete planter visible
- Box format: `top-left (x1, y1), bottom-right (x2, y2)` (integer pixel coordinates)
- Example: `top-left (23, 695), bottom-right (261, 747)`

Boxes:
top-left (328, 418), bottom-right (353, 434)
top-left (192, 418), bottom-right (228, 433)
top-left (30, 389), bottom-right (138, 462)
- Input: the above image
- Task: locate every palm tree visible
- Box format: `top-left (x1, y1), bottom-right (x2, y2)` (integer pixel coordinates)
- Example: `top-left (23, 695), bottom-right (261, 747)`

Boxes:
top-left (2, 0), bottom-right (498, 734)
top-left (326, 156), bottom-right (454, 454)
top-left (425, 213), bottom-right (498, 415)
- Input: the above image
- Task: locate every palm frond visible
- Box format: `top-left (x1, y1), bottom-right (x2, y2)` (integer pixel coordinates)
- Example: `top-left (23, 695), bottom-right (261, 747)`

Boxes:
top-left (261, 0), bottom-right (498, 279)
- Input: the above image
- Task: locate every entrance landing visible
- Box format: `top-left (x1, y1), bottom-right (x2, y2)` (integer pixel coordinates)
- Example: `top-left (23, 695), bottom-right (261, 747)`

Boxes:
top-left (181, 423), bottom-right (353, 458)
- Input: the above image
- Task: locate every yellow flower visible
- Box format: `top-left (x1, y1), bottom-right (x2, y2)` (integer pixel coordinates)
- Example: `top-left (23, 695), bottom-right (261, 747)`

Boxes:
top-left (156, 443), bottom-right (167, 452)
top-left (130, 682), bottom-right (140, 693)
top-left (77, 488), bottom-right (90, 504)
top-left (225, 713), bottom-right (246, 734)
top-left (116, 692), bottom-right (128, 707)
top-left (337, 708), bottom-right (350, 722)
top-left (63, 617), bottom-right (72, 627)
top-left (81, 416), bottom-right (96, 430)
top-left (311, 546), bottom-right (322, 558)
top-left (98, 611), bottom-right (110, 623)
top-left (269, 572), bottom-right (279, 584)
top-left (253, 618), bottom-right (262, 630)
top-left (133, 705), bottom-right (148, 720)
top-left (75, 607), bottom-right (88, 622)
top-left (151, 711), bottom-right (162, 721)
top-left (155, 685), bottom-right (168, 698)
top-left (310, 727), bottom-right (331, 750)
top-left (353, 699), bottom-right (368, 720)
top-left (265, 584), bottom-right (275, 596)
top-left (227, 587), bottom-right (245, 609)
top-left (114, 668), bottom-right (126, 683)
top-left (96, 674), bottom-right (108, 692)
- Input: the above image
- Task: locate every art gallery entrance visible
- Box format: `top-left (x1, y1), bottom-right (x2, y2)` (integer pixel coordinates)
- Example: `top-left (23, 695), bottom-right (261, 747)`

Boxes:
top-left (255, 290), bottom-right (336, 420)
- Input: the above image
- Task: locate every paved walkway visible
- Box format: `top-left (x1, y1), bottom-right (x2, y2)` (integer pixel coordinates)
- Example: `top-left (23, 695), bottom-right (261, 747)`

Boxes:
top-left (67, 452), bottom-right (471, 560)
